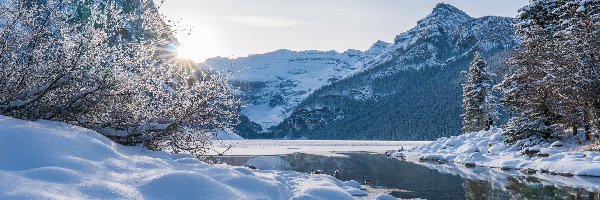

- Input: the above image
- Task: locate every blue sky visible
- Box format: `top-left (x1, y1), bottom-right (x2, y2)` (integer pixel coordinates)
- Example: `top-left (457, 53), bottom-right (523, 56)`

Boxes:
top-left (156, 0), bottom-right (528, 62)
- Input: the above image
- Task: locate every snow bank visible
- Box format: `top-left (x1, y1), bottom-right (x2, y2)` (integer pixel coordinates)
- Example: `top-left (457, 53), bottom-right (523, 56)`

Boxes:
top-left (392, 128), bottom-right (600, 177)
top-left (407, 159), bottom-right (600, 193)
top-left (0, 116), bottom-right (363, 199)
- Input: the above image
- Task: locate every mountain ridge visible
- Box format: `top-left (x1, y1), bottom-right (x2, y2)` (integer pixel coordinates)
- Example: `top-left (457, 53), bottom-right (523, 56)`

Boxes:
top-left (270, 4), bottom-right (518, 140)
top-left (200, 3), bottom-right (519, 139)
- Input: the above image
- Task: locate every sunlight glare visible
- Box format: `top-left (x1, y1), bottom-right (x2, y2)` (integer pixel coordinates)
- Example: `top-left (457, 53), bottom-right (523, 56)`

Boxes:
top-left (176, 24), bottom-right (221, 63)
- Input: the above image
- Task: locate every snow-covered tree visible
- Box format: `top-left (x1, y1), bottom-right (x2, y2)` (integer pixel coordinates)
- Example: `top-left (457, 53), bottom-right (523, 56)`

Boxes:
top-left (498, 0), bottom-right (600, 144)
top-left (462, 52), bottom-right (498, 133)
top-left (0, 0), bottom-right (240, 157)
top-left (557, 1), bottom-right (600, 139)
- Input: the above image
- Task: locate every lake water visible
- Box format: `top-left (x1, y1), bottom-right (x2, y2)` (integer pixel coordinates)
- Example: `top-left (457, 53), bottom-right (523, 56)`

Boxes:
top-left (211, 152), bottom-right (600, 200)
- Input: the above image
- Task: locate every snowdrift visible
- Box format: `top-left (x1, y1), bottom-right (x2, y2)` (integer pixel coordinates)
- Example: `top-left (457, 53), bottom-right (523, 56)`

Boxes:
top-left (0, 116), bottom-right (362, 199)
top-left (392, 128), bottom-right (600, 177)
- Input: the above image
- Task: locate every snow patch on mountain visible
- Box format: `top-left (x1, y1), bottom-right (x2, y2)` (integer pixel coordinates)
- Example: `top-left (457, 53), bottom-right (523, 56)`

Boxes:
top-left (366, 3), bottom-right (473, 70)
top-left (201, 43), bottom-right (389, 130)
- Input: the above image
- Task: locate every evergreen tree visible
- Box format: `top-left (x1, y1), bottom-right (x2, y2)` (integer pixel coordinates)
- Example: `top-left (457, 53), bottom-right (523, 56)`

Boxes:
top-left (498, 0), bottom-right (600, 144)
top-left (462, 52), bottom-right (498, 133)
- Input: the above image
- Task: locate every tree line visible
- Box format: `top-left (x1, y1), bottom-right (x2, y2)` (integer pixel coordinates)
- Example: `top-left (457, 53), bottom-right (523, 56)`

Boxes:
top-left (462, 0), bottom-right (600, 145)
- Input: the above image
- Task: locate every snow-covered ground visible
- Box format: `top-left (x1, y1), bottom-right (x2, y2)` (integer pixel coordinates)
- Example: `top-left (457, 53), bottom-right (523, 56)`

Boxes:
top-left (211, 140), bottom-right (429, 157)
top-left (0, 115), bottom-right (392, 199)
top-left (391, 128), bottom-right (600, 177)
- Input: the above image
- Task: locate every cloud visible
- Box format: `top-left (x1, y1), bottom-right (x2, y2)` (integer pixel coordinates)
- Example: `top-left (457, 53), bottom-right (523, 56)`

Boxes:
top-left (221, 16), bottom-right (316, 28)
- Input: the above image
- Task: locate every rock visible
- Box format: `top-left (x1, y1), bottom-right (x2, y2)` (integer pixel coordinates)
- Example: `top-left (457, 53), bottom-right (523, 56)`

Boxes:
top-left (558, 172), bottom-right (574, 177)
top-left (245, 164), bottom-right (257, 170)
top-left (432, 159), bottom-right (446, 164)
top-left (550, 141), bottom-right (564, 148)
top-left (311, 170), bottom-right (324, 175)
top-left (464, 163), bottom-right (476, 168)
top-left (536, 153), bottom-right (550, 157)
top-left (525, 176), bottom-right (541, 183)
top-left (522, 148), bottom-right (540, 157)
top-left (334, 170), bottom-right (341, 179)
top-left (521, 168), bottom-right (537, 174)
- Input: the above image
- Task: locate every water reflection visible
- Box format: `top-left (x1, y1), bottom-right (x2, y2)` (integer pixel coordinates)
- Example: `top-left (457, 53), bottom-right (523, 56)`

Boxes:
top-left (213, 153), bottom-right (600, 200)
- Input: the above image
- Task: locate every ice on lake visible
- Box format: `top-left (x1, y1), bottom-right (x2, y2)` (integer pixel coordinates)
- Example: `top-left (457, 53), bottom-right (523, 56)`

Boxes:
top-left (210, 140), bottom-right (430, 157)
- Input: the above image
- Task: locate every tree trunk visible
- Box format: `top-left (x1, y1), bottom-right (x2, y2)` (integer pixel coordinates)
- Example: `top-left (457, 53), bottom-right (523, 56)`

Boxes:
top-left (584, 112), bottom-right (592, 141)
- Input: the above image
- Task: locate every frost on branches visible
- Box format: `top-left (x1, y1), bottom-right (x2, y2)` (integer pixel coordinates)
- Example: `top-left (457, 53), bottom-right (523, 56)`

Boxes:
top-left (0, 0), bottom-right (240, 157)
top-left (461, 51), bottom-right (498, 133)
top-left (497, 0), bottom-right (600, 145)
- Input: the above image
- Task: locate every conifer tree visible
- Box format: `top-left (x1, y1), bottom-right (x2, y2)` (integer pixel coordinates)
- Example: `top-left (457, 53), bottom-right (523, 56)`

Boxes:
top-left (462, 52), bottom-right (497, 133)
top-left (498, 0), bottom-right (600, 144)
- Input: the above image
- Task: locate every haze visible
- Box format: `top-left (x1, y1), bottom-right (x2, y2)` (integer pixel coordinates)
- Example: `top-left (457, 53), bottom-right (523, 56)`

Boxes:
top-left (156, 0), bottom-right (528, 62)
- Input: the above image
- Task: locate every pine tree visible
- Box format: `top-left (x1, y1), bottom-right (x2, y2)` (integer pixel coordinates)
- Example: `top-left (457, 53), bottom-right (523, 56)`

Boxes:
top-left (498, 0), bottom-right (600, 144)
top-left (557, 1), bottom-right (600, 140)
top-left (462, 52), bottom-right (497, 133)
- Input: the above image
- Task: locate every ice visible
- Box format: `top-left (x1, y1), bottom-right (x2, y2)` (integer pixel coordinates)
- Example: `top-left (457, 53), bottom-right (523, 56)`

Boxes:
top-left (210, 139), bottom-right (430, 157)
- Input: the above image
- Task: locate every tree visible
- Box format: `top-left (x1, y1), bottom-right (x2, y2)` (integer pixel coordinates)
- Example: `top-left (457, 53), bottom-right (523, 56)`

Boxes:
top-left (462, 52), bottom-right (498, 133)
top-left (0, 0), bottom-right (240, 157)
top-left (556, 1), bottom-right (600, 140)
top-left (498, 0), bottom-right (600, 144)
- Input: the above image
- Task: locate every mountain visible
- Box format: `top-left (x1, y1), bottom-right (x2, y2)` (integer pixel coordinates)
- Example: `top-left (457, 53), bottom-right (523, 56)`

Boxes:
top-left (202, 3), bottom-right (518, 140)
top-left (270, 3), bottom-right (519, 140)
top-left (201, 42), bottom-right (390, 137)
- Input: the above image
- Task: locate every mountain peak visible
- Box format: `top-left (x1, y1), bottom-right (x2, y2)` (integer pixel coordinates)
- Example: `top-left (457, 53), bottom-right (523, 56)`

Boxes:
top-left (433, 3), bottom-right (461, 12)
top-left (429, 3), bottom-right (471, 19)
top-left (412, 3), bottom-right (472, 34)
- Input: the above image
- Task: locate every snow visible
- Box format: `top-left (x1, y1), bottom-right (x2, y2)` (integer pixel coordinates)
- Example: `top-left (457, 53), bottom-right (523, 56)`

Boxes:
top-left (0, 115), bottom-right (368, 199)
top-left (406, 159), bottom-right (600, 193)
top-left (201, 45), bottom-right (388, 130)
top-left (374, 194), bottom-right (397, 200)
top-left (392, 128), bottom-right (600, 177)
top-left (210, 140), bottom-right (429, 157)
top-left (212, 129), bottom-right (244, 140)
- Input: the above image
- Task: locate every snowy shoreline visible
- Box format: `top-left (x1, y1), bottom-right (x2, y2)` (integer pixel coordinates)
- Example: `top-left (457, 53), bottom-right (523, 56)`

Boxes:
top-left (390, 128), bottom-right (600, 178)
top-left (0, 116), bottom-right (384, 199)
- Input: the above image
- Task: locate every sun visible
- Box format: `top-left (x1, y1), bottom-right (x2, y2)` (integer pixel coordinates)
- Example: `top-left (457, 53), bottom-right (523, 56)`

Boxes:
top-left (175, 24), bottom-right (221, 63)
top-left (176, 42), bottom-right (201, 62)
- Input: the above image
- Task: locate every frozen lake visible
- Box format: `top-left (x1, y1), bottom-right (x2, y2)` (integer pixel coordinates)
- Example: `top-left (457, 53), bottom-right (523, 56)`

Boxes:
top-left (209, 140), bottom-right (600, 199)
top-left (209, 140), bottom-right (430, 156)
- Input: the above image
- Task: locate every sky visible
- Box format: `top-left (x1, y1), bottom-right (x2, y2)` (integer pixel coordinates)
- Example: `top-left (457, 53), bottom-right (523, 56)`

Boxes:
top-left (156, 0), bottom-right (528, 62)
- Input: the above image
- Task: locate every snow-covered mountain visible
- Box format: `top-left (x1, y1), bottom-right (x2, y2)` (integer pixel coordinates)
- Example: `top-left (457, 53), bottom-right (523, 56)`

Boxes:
top-left (202, 3), bottom-right (518, 140)
top-left (201, 42), bottom-right (390, 133)
top-left (272, 3), bottom-right (519, 140)
top-left (366, 3), bottom-right (517, 72)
